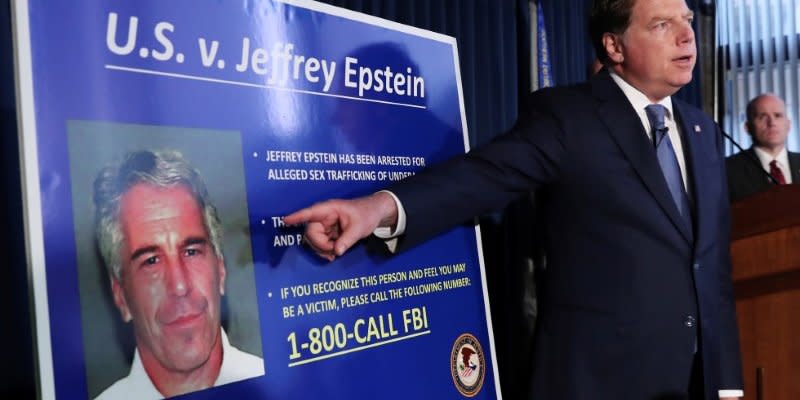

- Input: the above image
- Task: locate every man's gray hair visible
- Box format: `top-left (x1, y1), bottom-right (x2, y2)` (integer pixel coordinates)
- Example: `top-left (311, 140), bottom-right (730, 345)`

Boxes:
top-left (93, 150), bottom-right (224, 280)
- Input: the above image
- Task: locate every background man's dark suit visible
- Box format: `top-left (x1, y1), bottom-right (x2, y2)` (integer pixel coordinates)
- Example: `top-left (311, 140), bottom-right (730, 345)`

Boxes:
top-left (726, 148), bottom-right (800, 202)
top-left (389, 70), bottom-right (742, 399)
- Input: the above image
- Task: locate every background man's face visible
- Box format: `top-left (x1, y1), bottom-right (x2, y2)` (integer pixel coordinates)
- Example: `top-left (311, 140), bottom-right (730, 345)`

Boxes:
top-left (614, 0), bottom-right (696, 100)
top-left (112, 183), bottom-right (226, 373)
top-left (748, 95), bottom-right (791, 151)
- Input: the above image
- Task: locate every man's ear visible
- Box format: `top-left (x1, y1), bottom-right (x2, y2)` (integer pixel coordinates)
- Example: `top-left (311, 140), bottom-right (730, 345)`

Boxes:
top-left (218, 257), bottom-right (227, 296)
top-left (744, 121), bottom-right (754, 136)
top-left (602, 33), bottom-right (625, 64)
top-left (111, 276), bottom-right (132, 322)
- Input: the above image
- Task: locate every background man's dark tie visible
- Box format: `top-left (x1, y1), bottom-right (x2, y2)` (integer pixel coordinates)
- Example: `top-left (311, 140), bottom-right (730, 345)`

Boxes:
top-left (769, 159), bottom-right (787, 184)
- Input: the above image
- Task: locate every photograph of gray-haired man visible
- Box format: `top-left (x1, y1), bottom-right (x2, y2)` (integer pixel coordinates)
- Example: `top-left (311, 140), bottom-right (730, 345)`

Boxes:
top-left (93, 150), bottom-right (263, 400)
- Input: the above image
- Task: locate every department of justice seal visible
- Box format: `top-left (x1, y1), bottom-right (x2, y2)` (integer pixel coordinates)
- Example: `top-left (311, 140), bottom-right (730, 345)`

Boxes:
top-left (450, 333), bottom-right (485, 397)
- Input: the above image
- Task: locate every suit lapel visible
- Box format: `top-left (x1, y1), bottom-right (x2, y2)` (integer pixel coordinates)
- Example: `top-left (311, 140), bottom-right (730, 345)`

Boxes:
top-left (745, 148), bottom-right (771, 184)
top-left (591, 73), bottom-right (693, 243)
top-left (673, 101), bottom-right (706, 246)
top-left (790, 152), bottom-right (800, 183)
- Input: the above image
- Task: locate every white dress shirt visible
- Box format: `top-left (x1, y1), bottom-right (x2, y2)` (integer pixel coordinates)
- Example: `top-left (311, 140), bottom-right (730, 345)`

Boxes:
top-left (609, 71), bottom-right (690, 193)
top-left (753, 146), bottom-right (793, 184)
top-left (95, 328), bottom-right (264, 400)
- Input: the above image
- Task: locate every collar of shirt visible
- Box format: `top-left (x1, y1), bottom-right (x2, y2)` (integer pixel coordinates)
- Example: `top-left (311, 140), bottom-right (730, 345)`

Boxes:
top-left (609, 71), bottom-right (674, 137)
top-left (608, 71), bottom-right (689, 192)
top-left (122, 347), bottom-right (163, 399)
top-left (753, 146), bottom-right (792, 183)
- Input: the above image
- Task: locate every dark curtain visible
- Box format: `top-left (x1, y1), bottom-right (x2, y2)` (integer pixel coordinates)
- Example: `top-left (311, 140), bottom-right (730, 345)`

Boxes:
top-left (322, 0), bottom-right (525, 147)
top-left (540, 0), bottom-right (594, 86)
top-left (539, 0), bottom-right (704, 107)
top-left (319, 2), bottom-right (537, 398)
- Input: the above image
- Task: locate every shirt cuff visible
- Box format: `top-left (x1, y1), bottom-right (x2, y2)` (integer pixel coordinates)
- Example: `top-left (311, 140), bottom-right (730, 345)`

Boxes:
top-left (372, 190), bottom-right (406, 253)
top-left (718, 389), bottom-right (743, 398)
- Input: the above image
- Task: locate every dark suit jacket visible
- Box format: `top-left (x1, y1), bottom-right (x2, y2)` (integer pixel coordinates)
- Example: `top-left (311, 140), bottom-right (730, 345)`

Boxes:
top-left (389, 71), bottom-right (743, 399)
top-left (726, 147), bottom-right (800, 202)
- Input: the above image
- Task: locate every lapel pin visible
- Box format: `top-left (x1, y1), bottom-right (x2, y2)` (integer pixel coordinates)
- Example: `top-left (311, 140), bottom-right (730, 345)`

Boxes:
top-left (694, 124), bottom-right (701, 133)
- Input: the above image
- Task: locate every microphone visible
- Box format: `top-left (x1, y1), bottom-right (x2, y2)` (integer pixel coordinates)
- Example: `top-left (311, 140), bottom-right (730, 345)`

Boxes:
top-left (717, 129), bottom-right (779, 185)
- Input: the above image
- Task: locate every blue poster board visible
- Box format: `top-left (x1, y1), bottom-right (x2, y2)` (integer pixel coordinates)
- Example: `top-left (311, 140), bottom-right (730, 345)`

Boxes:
top-left (13, 0), bottom-right (500, 398)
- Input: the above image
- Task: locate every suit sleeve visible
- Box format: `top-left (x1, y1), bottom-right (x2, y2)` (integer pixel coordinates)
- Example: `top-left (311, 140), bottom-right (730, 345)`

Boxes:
top-left (388, 92), bottom-right (566, 251)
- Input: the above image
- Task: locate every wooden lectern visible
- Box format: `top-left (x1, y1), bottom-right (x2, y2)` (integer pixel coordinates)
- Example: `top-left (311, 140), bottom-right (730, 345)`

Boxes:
top-left (730, 184), bottom-right (800, 400)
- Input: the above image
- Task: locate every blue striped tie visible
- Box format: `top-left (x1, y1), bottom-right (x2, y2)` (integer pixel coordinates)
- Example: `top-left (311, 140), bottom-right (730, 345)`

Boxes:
top-left (645, 104), bottom-right (689, 218)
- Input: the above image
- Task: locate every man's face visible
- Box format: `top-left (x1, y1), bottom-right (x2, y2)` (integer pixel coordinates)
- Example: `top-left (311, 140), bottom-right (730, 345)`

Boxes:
top-left (747, 95), bottom-right (791, 152)
top-left (608, 0), bottom-right (696, 101)
top-left (112, 183), bottom-right (226, 373)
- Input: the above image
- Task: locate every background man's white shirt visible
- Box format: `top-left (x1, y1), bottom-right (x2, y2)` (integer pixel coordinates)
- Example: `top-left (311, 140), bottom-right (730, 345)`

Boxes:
top-left (753, 146), bottom-right (793, 184)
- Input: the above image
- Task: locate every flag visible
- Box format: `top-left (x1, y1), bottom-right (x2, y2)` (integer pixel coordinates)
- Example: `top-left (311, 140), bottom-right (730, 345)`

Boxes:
top-left (535, 1), bottom-right (554, 89)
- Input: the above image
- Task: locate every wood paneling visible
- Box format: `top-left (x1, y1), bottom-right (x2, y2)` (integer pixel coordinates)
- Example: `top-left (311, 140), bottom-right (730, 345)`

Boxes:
top-left (731, 185), bottom-right (800, 400)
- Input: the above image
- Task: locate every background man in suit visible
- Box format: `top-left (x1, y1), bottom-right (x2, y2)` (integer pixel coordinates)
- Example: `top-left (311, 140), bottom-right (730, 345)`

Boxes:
top-left (726, 93), bottom-right (800, 202)
top-left (286, 0), bottom-right (743, 398)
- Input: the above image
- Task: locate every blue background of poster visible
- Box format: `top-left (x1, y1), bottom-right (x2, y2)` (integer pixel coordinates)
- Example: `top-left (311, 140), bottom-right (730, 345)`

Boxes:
top-left (21, 0), bottom-right (499, 398)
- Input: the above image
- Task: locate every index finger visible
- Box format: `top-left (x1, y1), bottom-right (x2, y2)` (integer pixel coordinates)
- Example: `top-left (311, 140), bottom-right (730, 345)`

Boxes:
top-left (284, 202), bottom-right (340, 227)
top-left (283, 207), bottom-right (313, 226)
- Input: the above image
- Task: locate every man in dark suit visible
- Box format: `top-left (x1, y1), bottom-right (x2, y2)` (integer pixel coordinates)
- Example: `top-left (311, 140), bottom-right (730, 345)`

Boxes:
top-left (286, 0), bottom-right (743, 398)
top-left (726, 93), bottom-right (800, 202)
